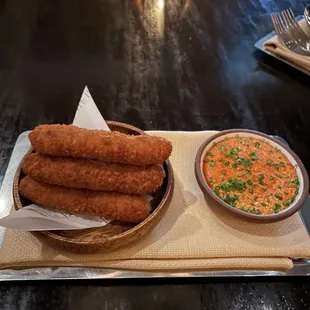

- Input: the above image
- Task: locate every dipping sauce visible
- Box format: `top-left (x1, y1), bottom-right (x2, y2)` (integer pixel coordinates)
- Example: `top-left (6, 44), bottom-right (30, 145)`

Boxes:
top-left (203, 136), bottom-right (299, 215)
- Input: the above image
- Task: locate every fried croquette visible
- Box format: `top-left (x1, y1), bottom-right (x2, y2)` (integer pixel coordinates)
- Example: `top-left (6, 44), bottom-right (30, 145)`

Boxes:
top-left (22, 153), bottom-right (165, 195)
top-left (19, 176), bottom-right (151, 223)
top-left (29, 124), bottom-right (172, 165)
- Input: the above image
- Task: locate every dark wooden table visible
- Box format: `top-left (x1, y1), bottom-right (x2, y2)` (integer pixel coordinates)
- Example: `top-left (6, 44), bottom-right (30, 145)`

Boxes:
top-left (0, 0), bottom-right (310, 309)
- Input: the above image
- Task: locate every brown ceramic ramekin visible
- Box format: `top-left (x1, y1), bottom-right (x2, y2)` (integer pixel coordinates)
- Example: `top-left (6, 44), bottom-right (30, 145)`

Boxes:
top-left (195, 129), bottom-right (309, 222)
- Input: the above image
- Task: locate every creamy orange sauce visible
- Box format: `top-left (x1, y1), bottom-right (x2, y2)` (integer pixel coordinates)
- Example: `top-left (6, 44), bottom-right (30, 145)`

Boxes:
top-left (203, 136), bottom-right (299, 215)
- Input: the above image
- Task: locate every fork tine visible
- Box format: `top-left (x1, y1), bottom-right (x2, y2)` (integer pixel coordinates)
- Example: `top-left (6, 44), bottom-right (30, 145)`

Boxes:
top-left (289, 8), bottom-right (308, 35)
top-left (286, 9), bottom-right (298, 27)
top-left (271, 15), bottom-right (279, 35)
top-left (286, 8), bottom-right (305, 32)
top-left (282, 10), bottom-right (291, 28)
top-left (288, 8), bottom-right (298, 25)
top-left (285, 8), bottom-right (309, 41)
top-left (274, 13), bottom-right (284, 35)
top-left (272, 13), bottom-right (286, 45)
top-left (277, 12), bottom-right (287, 30)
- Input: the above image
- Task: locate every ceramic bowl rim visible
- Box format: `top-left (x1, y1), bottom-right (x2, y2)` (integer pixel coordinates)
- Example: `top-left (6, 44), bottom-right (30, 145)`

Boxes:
top-left (194, 129), bottom-right (309, 222)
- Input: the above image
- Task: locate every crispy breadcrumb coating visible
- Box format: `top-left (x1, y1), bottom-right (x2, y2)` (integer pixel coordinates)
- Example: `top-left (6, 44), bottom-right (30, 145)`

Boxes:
top-left (22, 153), bottom-right (165, 195)
top-left (29, 124), bottom-right (172, 165)
top-left (19, 176), bottom-right (151, 223)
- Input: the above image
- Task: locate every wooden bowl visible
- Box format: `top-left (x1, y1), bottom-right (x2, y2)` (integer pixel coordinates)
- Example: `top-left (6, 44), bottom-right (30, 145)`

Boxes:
top-left (13, 121), bottom-right (174, 253)
top-left (195, 129), bottom-right (309, 223)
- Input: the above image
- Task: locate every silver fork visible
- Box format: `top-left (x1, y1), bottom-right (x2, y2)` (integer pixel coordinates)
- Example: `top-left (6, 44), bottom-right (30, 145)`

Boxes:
top-left (271, 13), bottom-right (310, 56)
top-left (281, 9), bottom-right (310, 53)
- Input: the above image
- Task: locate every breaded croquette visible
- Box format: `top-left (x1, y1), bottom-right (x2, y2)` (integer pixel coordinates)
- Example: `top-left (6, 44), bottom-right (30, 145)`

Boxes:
top-left (22, 153), bottom-right (165, 195)
top-left (29, 124), bottom-right (172, 165)
top-left (19, 176), bottom-right (151, 223)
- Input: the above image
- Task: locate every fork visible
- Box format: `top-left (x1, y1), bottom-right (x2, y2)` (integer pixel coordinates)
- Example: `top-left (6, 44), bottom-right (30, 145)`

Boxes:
top-left (281, 9), bottom-right (310, 52)
top-left (271, 13), bottom-right (310, 56)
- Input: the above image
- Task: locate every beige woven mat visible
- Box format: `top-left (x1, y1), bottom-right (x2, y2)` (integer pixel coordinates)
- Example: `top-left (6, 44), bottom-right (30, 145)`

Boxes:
top-left (0, 130), bottom-right (310, 271)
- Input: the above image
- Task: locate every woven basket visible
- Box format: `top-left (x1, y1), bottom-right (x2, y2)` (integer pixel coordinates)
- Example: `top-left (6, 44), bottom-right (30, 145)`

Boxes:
top-left (13, 121), bottom-right (174, 253)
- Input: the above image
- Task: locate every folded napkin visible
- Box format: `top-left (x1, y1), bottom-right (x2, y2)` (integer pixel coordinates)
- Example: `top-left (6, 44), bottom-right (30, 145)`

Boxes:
top-left (0, 131), bottom-right (310, 272)
top-left (264, 18), bottom-right (310, 71)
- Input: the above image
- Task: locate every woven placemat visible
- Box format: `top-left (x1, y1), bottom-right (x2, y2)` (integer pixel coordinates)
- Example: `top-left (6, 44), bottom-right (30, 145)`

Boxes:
top-left (0, 131), bottom-right (310, 271)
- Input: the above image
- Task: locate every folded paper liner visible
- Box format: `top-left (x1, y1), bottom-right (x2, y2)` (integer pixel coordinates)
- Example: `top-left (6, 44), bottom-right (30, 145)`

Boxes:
top-left (1, 130), bottom-right (310, 272)
top-left (264, 18), bottom-right (310, 71)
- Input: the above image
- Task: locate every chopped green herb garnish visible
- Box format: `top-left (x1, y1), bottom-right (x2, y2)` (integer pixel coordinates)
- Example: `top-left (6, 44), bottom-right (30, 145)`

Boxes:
top-left (220, 178), bottom-right (247, 192)
top-left (207, 151), bottom-right (214, 157)
top-left (209, 177), bottom-right (216, 184)
top-left (261, 203), bottom-right (267, 207)
top-left (241, 139), bottom-right (250, 146)
top-left (258, 173), bottom-right (265, 185)
top-left (224, 161), bottom-right (230, 166)
top-left (223, 194), bottom-right (239, 207)
top-left (274, 194), bottom-right (283, 200)
top-left (274, 162), bottom-right (285, 170)
top-left (219, 143), bottom-right (228, 153)
top-left (276, 185), bottom-right (282, 189)
top-left (270, 175), bottom-right (275, 181)
top-left (209, 161), bottom-right (215, 167)
top-left (291, 178), bottom-right (300, 186)
top-left (247, 180), bottom-right (253, 186)
top-left (245, 207), bottom-right (262, 215)
top-left (255, 142), bottom-right (260, 148)
top-left (212, 142), bottom-right (217, 146)
top-left (275, 173), bottom-right (283, 179)
top-left (232, 163), bottom-right (238, 168)
top-left (267, 159), bottom-right (273, 166)
top-left (220, 183), bottom-right (230, 191)
top-left (242, 158), bottom-right (253, 169)
top-left (274, 202), bottom-right (281, 213)
top-left (229, 148), bottom-right (238, 156)
top-left (249, 151), bottom-right (258, 161)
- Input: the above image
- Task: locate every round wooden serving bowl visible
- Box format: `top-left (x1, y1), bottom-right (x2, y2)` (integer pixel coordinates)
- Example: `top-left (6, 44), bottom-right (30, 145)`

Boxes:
top-left (13, 121), bottom-right (174, 253)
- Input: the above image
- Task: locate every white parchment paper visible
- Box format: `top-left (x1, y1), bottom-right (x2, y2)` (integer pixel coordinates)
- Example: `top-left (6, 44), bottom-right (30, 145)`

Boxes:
top-left (0, 86), bottom-right (111, 231)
